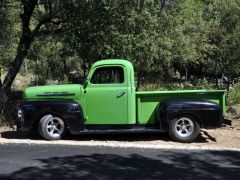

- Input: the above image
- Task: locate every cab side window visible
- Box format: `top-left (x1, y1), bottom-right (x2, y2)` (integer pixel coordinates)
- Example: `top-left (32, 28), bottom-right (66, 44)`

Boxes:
top-left (91, 67), bottom-right (124, 84)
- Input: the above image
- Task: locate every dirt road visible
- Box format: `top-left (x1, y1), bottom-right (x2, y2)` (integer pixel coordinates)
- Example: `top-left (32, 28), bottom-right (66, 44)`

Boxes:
top-left (0, 120), bottom-right (240, 151)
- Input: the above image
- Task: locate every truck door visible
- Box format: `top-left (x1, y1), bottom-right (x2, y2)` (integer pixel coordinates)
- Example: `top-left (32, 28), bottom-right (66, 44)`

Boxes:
top-left (84, 65), bottom-right (128, 124)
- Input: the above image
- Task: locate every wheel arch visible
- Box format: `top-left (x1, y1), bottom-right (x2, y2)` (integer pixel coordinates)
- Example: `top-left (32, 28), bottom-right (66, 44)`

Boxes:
top-left (32, 111), bottom-right (69, 131)
top-left (21, 100), bottom-right (84, 133)
top-left (168, 113), bottom-right (202, 127)
top-left (159, 99), bottom-right (222, 129)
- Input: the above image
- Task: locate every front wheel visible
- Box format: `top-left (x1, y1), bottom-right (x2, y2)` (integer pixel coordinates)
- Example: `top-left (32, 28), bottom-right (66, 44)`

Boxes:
top-left (39, 114), bottom-right (66, 140)
top-left (168, 116), bottom-right (200, 143)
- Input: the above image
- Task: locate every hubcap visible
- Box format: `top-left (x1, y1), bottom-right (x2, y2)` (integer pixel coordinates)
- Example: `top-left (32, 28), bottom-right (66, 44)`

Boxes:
top-left (46, 117), bottom-right (64, 137)
top-left (175, 117), bottom-right (194, 138)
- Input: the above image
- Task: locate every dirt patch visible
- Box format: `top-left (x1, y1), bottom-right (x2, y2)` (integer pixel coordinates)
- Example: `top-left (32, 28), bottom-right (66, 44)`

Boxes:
top-left (0, 119), bottom-right (240, 151)
top-left (0, 126), bottom-right (11, 133)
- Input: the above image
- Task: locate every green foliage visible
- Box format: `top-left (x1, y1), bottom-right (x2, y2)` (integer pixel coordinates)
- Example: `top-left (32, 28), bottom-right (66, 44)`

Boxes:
top-left (204, 0), bottom-right (240, 88)
top-left (194, 78), bottom-right (214, 90)
top-left (0, 0), bottom-right (240, 127)
top-left (0, 1), bottom-right (21, 72)
top-left (228, 83), bottom-right (240, 105)
top-left (140, 78), bottom-right (214, 91)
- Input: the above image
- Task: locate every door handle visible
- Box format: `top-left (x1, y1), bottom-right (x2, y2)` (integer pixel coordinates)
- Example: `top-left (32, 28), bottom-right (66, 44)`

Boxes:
top-left (117, 91), bottom-right (126, 97)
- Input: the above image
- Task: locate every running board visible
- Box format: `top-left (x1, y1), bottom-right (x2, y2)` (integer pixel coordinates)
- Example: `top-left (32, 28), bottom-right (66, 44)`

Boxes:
top-left (76, 128), bottom-right (166, 134)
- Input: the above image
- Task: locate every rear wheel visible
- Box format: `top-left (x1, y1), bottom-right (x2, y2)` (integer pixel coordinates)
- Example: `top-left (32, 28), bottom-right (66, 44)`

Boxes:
top-left (168, 116), bottom-right (200, 143)
top-left (39, 114), bottom-right (66, 140)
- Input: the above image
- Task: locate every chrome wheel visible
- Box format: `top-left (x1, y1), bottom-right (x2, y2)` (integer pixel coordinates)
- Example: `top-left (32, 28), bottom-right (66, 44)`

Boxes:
top-left (46, 116), bottom-right (65, 137)
top-left (175, 117), bottom-right (194, 138)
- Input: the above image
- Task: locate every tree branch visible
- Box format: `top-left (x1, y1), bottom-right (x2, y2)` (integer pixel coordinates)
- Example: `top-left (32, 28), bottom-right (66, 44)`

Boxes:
top-left (48, 0), bottom-right (52, 16)
top-left (32, 17), bottom-right (64, 37)
top-left (36, 28), bottom-right (63, 37)
top-left (32, 17), bottom-right (52, 36)
top-left (160, 0), bottom-right (166, 13)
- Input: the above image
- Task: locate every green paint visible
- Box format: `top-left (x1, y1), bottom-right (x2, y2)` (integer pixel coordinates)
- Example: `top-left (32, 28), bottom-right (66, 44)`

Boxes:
top-left (24, 59), bottom-right (226, 126)
top-left (24, 84), bottom-right (83, 102)
top-left (84, 59), bottom-right (136, 124)
top-left (136, 90), bottom-right (226, 125)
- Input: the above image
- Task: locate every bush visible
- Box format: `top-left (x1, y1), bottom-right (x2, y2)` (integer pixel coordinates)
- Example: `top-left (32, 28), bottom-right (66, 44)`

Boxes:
top-left (140, 78), bottom-right (213, 91)
top-left (194, 78), bottom-right (214, 90)
top-left (0, 106), bottom-right (17, 126)
top-left (228, 83), bottom-right (240, 105)
top-left (0, 91), bottom-right (22, 126)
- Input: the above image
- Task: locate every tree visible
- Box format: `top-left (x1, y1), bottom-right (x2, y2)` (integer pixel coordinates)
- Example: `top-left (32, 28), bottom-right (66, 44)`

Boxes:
top-left (0, 0), bottom-right (63, 109)
top-left (61, 0), bottom-right (172, 89)
top-left (204, 0), bottom-right (240, 89)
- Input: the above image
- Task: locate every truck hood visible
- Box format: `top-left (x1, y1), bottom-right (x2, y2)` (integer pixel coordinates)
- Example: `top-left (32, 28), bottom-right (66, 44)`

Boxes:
top-left (24, 84), bottom-right (83, 101)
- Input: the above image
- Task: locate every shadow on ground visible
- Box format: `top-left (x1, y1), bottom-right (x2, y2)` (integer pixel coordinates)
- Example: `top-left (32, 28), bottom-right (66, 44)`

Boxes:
top-left (0, 131), bottom-right (41, 140)
top-left (0, 130), bottom-right (214, 143)
top-left (0, 150), bottom-right (239, 180)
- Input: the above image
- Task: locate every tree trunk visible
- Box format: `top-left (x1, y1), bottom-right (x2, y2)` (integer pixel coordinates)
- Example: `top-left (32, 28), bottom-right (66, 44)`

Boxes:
top-left (184, 65), bottom-right (188, 82)
top-left (160, 0), bottom-right (166, 12)
top-left (2, 0), bottom-right (38, 92)
top-left (24, 61), bottom-right (28, 74)
top-left (0, 67), bottom-right (2, 87)
top-left (227, 71), bottom-right (231, 91)
top-left (0, 0), bottom-right (38, 108)
top-left (82, 59), bottom-right (89, 79)
top-left (83, 64), bottom-right (87, 79)
top-left (136, 70), bottom-right (143, 91)
top-left (62, 59), bottom-right (68, 77)
top-left (0, 88), bottom-right (8, 111)
top-left (2, 34), bottom-right (32, 92)
top-left (215, 61), bottom-right (219, 88)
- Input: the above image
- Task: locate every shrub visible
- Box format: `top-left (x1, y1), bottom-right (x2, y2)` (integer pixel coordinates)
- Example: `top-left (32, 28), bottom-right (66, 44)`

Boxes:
top-left (0, 91), bottom-right (22, 126)
top-left (228, 83), bottom-right (240, 105)
top-left (194, 78), bottom-right (214, 90)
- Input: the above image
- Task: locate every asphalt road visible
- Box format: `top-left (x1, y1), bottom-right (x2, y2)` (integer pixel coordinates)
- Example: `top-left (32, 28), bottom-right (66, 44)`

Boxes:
top-left (0, 144), bottom-right (239, 180)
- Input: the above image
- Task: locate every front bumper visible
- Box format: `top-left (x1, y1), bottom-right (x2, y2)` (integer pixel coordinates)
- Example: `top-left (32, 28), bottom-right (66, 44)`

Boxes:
top-left (14, 109), bottom-right (24, 131)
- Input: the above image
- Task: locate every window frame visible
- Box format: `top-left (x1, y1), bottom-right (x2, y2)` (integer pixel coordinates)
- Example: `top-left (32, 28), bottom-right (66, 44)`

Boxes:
top-left (89, 65), bottom-right (125, 85)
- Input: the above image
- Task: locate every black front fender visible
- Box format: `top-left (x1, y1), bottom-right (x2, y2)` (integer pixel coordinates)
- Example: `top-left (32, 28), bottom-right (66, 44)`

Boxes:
top-left (160, 99), bottom-right (223, 128)
top-left (20, 100), bottom-right (84, 134)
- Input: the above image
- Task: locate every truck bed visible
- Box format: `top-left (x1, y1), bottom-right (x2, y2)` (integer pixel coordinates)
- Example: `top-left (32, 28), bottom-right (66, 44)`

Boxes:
top-left (136, 90), bottom-right (226, 125)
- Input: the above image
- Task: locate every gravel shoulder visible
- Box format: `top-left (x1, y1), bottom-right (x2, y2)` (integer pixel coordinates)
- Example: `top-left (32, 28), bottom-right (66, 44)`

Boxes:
top-left (0, 120), bottom-right (240, 151)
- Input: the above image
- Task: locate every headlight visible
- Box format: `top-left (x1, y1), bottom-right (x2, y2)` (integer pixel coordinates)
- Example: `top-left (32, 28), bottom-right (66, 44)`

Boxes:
top-left (17, 109), bottom-right (22, 118)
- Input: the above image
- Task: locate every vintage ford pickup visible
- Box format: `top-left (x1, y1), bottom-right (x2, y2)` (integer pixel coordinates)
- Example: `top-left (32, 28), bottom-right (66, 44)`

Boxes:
top-left (17, 59), bottom-right (227, 142)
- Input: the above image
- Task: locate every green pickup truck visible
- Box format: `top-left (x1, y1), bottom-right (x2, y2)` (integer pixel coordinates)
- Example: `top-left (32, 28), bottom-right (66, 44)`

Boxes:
top-left (18, 59), bottom-right (227, 142)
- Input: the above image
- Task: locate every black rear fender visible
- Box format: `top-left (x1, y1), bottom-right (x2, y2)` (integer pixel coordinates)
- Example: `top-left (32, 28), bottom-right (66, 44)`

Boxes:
top-left (160, 99), bottom-right (223, 128)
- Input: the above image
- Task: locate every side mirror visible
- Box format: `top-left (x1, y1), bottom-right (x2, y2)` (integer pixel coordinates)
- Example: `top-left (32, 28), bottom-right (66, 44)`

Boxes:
top-left (83, 79), bottom-right (89, 88)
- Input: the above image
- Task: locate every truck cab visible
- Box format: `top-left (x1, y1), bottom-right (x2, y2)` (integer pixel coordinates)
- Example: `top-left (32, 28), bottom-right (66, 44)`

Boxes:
top-left (83, 60), bottom-right (136, 125)
top-left (18, 59), bottom-right (227, 143)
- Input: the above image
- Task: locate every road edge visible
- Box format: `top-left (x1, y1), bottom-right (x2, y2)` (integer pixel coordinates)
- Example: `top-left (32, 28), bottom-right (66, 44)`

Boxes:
top-left (0, 138), bottom-right (240, 152)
